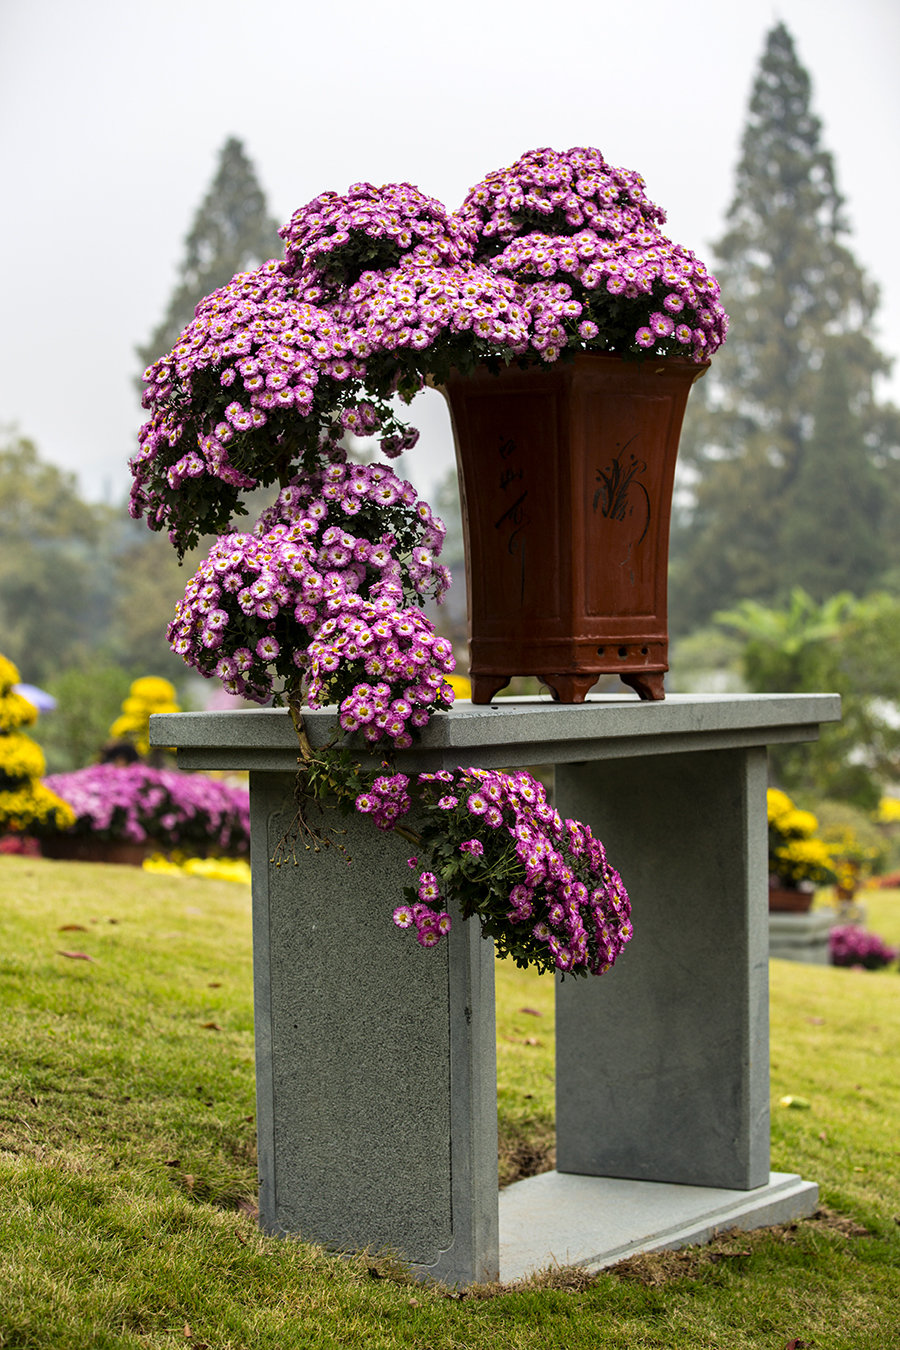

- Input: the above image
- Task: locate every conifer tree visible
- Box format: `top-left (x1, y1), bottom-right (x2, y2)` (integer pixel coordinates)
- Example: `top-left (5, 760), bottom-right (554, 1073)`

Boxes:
top-left (136, 137), bottom-right (282, 378)
top-left (782, 342), bottom-right (883, 598)
top-left (670, 22), bottom-right (900, 633)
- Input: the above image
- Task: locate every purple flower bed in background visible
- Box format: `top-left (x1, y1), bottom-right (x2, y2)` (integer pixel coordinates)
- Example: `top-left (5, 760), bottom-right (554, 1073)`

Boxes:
top-left (43, 764), bottom-right (250, 857)
top-left (829, 924), bottom-right (897, 971)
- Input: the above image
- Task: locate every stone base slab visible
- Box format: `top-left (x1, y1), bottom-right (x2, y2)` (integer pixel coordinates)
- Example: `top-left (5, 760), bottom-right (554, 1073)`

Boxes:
top-left (499, 1170), bottom-right (818, 1281)
top-left (769, 910), bottom-right (834, 964)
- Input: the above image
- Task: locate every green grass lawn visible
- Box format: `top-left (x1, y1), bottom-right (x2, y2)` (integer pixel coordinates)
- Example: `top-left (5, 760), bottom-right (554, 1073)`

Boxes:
top-left (1, 856), bottom-right (898, 1349)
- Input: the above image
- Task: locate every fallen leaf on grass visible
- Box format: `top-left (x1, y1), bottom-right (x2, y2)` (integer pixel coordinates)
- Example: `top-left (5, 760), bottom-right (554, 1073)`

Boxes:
top-left (784, 1339), bottom-right (811, 1349)
top-left (208, 981), bottom-right (222, 988)
top-left (524, 1036), bottom-right (541, 1046)
top-left (778, 1095), bottom-right (810, 1109)
top-left (200, 1022), bottom-right (221, 1031)
top-left (57, 924), bottom-right (87, 932)
top-left (519, 1007), bottom-right (543, 1016)
top-left (57, 950), bottom-right (94, 962)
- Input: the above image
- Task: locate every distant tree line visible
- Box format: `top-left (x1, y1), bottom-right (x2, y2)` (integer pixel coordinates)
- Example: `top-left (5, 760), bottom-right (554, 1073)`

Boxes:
top-left (0, 427), bottom-right (206, 690)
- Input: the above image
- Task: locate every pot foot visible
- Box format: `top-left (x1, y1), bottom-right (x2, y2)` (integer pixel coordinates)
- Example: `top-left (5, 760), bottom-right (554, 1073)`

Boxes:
top-left (470, 675), bottom-right (511, 704)
top-left (543, 674), bottom-right (599, 703)
top-left (620, 671), bottom-right (666, 701)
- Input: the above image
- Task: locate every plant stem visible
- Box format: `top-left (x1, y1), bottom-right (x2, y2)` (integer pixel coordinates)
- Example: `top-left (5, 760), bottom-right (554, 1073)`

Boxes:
top-left (286, 695), bottom-right (422, 849)
top-left (287, 698), bottom-right (315, 764)
top-left (394, 824), bottom-right (422, 847)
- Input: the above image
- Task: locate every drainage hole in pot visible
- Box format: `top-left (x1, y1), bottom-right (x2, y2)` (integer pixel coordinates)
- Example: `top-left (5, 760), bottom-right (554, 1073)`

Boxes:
top-left (618, 646), bottom-right (628, 658)
top-left (641, 646), bottom-right (649, 656)
top-left (596, 646), bottom-right (605, 656)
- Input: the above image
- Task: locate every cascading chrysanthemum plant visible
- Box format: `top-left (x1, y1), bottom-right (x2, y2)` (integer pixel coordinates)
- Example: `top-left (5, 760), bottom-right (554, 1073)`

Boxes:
top-left (128, 144), bottom-right (729, 976)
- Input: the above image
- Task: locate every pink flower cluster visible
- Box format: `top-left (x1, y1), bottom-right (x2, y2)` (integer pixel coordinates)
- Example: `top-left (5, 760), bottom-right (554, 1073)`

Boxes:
top-left (406, 765), bottom-right (633, 976)
top-left (354, 770), bottom-right (412, 831)
top-left (462, 147), bottom-right (727, 365)
top-left (308, 588), bottom-right (455, 749)
top-left (280, 180), bottom-right (476, 281)
top-left (340, 259), bottom-right (527, 361)
top-left (167, 460), bottom-right (450, 706)
top-left (392, 869), bottom-right (452, 949)
top-left (829, 925), bottom-right (897, 970)
top-left (459, 143), bottom-right (667, 243)
top-left (132, 262), bottom-right (332, 546)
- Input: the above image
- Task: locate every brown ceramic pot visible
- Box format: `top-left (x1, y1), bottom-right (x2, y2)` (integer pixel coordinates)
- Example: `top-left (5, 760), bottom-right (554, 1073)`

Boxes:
top-left (40, 836), bottom-right (153, 866)
top-left (443, 352), bottom-right (708, 703)
top-left (768, 885), bottom-right (815, 913)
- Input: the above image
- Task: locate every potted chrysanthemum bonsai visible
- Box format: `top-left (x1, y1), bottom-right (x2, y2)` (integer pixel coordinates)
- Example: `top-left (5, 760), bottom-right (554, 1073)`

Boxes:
top-left (129, 145), bottom-right (728, 976)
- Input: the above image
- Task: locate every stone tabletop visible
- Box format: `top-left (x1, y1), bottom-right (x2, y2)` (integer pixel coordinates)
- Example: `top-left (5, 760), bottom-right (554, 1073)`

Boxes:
top-left (151, 692), bottom-right (841, 773)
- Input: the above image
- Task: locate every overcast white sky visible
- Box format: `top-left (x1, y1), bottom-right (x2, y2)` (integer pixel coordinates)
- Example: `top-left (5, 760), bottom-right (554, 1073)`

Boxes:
top-left (2, 0), bottom-right (899, 507)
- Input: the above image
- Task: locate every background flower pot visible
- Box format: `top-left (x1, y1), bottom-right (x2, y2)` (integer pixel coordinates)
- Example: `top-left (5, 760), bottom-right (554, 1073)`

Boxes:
top-left (444, 353), bottom-right (708, 704)
top-left (40, 836), bottom-right (153, 866)
top-left (768, 884), bottom-right (815, 913)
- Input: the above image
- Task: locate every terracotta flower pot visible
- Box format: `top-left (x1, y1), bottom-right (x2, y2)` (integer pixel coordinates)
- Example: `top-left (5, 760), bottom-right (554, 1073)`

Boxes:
top-left (443, 352), bottom-right (708, 703)
top-left (768, 885), bottom-right (814, 913)
top-left (40, 835), bottom-right (154, 866)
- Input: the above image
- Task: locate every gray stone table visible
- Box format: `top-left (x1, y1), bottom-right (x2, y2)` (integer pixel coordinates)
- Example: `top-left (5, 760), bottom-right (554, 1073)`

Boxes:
top-left (152, 692), bottom-right (840, 1285)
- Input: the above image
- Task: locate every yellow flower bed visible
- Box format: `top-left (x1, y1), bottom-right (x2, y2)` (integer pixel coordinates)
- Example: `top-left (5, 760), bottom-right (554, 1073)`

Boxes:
top-left (876, 796), bottom-right (900, 825)
top-left (0, 731), bottom-right (46, 780)
top-left (0, 654), bottom-right (22, 689)
top-left (767, 786), bottom-right (835, 887)
top-left (774, 836), bottom-right (834, 872)
top-left (109, 676), bottom-right (181, 757)
top-left (0, 651), bottom-right (74, 835)
top-left (0, 689), bottom-right (38, 733)
top-left (142, 853), bottom-right (251, 885)
top-left (0, 782), bottom-right (75, 833)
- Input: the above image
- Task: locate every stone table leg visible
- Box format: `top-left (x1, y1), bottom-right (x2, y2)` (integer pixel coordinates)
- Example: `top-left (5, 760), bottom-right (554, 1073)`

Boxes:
top-left (554, 747), bottom-right (770, 1190)
top-left (249, 772), bottom-right (499, 1285)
